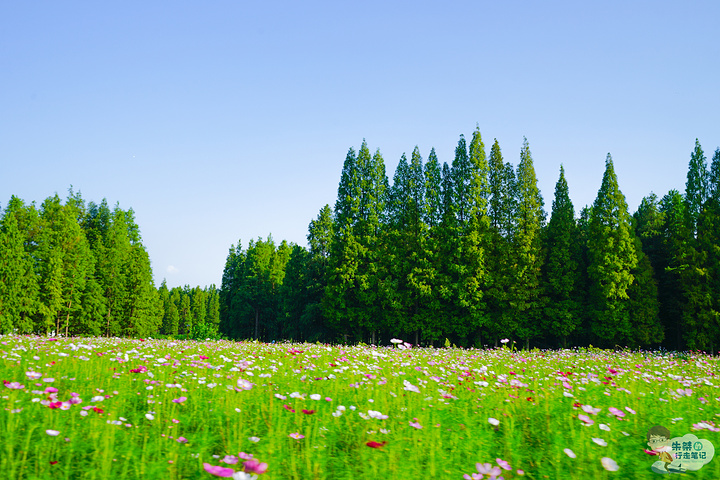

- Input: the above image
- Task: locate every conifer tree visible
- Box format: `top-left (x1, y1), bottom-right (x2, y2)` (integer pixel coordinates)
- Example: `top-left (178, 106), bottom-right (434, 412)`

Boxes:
top-left (510, 138), bottom-right (545, 348)
top-left (658, 191), bottom-right (687, 349)
top-left (685, 139), bottom-right (708, 233)
top-left (485, 140), bottom-right (517, 343)
top-left (542, 166), bottom-right (582, 347)
top-left (424, 148), bottom-right (443, 229)
top-left (0, 197), bottom-right (39, 333)
top-left (587, 154), bottom-right (637, 345)
top-left (325, 141), bottom-right (389, 343)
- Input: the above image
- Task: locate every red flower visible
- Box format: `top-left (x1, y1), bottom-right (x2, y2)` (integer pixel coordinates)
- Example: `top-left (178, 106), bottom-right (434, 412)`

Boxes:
top-left (366, 441), bottom-right (387, 449)
top-left (302, 409), bottom-right (315, 415)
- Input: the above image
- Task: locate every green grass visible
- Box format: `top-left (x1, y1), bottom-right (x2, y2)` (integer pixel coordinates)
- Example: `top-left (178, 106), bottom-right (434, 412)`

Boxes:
top-left (1, 336), bottom-right (719, 479)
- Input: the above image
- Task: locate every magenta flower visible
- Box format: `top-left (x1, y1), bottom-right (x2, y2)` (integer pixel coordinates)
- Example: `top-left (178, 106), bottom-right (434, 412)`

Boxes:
top-left (203, 463), bottom-right (235, 477)
top-left (243, 458), bottom-right (268, 474)
top-left (176, 436), bottom-right (188, 443)
top-left (172, 396), bottom-right (187, 404)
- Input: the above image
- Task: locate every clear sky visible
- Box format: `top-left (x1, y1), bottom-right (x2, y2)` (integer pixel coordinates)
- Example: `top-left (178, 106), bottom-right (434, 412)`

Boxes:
top-left (1, 1), bottom-right (719, 289)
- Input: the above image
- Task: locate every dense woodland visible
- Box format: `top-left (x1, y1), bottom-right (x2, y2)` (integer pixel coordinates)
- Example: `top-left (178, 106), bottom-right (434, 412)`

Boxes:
top-left (1, 129), bottom-right (719, 351)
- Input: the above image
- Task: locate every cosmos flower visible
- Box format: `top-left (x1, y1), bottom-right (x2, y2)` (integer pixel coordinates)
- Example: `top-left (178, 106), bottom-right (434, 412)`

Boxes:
top-left (242, 458), bottom-right (268, 474)
top-left (601, 457), bottom-right (619, 471)
top-left (578, 414), bottom-right (594, 426)
top-left (488, 417), bottom-right (500, 426)
top-left (564, 448), bottom-right (576, 458)
top-left (203, 463), bottom-right (235, 477)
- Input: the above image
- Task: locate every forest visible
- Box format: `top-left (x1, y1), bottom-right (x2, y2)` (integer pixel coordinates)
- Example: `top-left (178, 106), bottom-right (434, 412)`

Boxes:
top-left (1, 129), bottom-right (719, 351)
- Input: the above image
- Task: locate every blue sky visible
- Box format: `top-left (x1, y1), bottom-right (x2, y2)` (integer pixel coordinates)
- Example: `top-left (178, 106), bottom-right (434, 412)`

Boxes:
top-left (2, 1), bottom-right (719, 289)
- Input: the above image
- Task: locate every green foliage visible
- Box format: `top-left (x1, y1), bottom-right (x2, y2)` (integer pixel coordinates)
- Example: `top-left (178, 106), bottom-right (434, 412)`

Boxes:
top-left (510, 138), bottom-right (545, 345)
top-left (542, 166), bottom-right (582, 347)
top-left (587, 154), bottom-right (638, 346)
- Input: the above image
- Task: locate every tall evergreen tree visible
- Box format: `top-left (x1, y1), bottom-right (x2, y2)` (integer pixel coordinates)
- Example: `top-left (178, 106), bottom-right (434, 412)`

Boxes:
top-left (424, 148), bottom-right (443, 229)
top-left (325, 141), bottom-right (389, 343)
top-left (510, 139), bottom-right (545, 347)
top-left (685, 139), bottom-right (708, 234)
top-left (542, 166), bottom-right (582, 347)
top-left (658, 190), bottom-right (687, 350)
top-left (587, 154), bottom-right (638, 346)
top-left (0, 197), bottom-right (39, 333)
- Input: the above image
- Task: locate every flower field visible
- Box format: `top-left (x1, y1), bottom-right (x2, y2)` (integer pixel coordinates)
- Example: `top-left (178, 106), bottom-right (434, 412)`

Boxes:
top-left (1, 336), bottom-right (719, 479)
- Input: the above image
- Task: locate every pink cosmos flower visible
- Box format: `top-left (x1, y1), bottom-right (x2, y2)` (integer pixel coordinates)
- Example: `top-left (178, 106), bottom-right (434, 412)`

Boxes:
top-left (581, 404), bottom-right (601, 415)
top-left (496, 458), bottom-right (511, 470)
top-left (301, 409), bottom-right (315, 415)
top-left (243, 458), bottom-right (268, 474)
top-left (203, 463), bottom-right (235, 477)
top-left (289, 432), bottom-right (304, 440)
top-left (578, 414), bottom-right (594, 426)
top-left (172, 396), bottom-right (187, 403)
top-left (476, 462), bottom-right (502, 477)
top-left (236, 379), bottom-right (253, 391)
top-left (176, 437), bottom-right (188, 443)
top-left (221, 455), bottom-right (239, 465)
top-left (608, 407), bottom-right (625, 418)
top-left (409, 419), bottom-right (423, 429)
top-left (3, 381), bottom-right (24, 390)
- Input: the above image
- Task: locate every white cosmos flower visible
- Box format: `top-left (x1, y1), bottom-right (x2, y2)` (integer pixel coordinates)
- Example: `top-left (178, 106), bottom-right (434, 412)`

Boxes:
top-left (601, 457), bottom-right (619, 471)
top-left (488, 417), bottom-right (500, 426)
top-left (403, 380), bottom-right (420, 393)
top-left (145, 414), bottom-right (155, 421)
top-left (564, 448), bottom-right (576, 458)
top-left (592, 437), bottom-right (607, 447)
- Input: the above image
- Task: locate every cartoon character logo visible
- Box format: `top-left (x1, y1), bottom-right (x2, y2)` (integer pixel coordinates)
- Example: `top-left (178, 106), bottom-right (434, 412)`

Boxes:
top-left (646, 425), bottom-right (715, 474)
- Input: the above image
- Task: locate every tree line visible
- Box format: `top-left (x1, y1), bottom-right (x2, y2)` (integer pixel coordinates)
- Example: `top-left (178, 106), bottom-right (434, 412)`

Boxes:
top-left (0, 192), bottom-right (220, 339)
top-left (220, 130), bottom-right (720, 351)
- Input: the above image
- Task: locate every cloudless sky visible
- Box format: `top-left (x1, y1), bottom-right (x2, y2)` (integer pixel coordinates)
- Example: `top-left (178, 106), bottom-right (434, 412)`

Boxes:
top-left (2, 1), bottom-right (719, 289)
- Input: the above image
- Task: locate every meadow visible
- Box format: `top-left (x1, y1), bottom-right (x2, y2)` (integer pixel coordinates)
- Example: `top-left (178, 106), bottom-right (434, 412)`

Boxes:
top-left (1, 336), bottom-right (718, 479)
